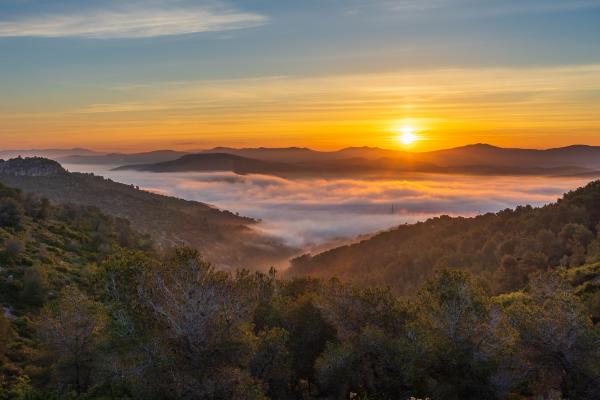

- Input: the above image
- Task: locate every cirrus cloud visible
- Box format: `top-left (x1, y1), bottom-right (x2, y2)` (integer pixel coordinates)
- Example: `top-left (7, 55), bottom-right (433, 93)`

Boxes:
top-left (0, 4), bottom-right (268, 39)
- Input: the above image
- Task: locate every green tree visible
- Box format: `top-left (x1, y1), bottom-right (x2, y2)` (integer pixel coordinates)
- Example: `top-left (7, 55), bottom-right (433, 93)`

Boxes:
top-left (316, 326), bottom-right (410, 400)
top-left (0, 312), bottom-right (14, 372)
top-left (560, 223), bottom-right (594, 267)
top-left (251, 328), bottom-right (292, 399)
top-left (3, 238), bottom-right (24, 261)
top-left (505, 273), bottom-right (600, 399)
top-left (24, 195), bottom-right (50, 222)
top-left (0, 198), bottom-right (24, 229)
top-left (36, 286), bottom-right (107, 394)
top-left (100, 248), bottom-right (266, 399)
top-left (20, 266), bottom-right (48, 307)
top-left (412, 270), bottom-right (497, 399)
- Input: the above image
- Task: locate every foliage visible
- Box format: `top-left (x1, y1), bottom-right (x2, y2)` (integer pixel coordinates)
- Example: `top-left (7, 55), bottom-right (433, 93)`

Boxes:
top-left (1, 180), bottom-right (600, 399)
top-left (290, 180), bottom-right (600, 296)
top-left (0, 197), bottom-right (24, 229)
top-left (0, 182), bottom-right (151, 396)
top-left (36, 286), bottom-right (107, 394)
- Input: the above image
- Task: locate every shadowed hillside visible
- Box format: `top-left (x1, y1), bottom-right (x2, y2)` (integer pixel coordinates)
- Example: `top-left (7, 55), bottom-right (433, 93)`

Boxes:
top-left (289, 180), bottom-right (600, 295)
top-left (114, 152), bottom-right (294, 174)
top-left (113, 144), bottom-right (600, 177)
top-left (0, 178), bottom-right (598, 400)
top-left (59, 150), bottom-right (189, 166)
top-left (0, 157), bottom-right (296, 269)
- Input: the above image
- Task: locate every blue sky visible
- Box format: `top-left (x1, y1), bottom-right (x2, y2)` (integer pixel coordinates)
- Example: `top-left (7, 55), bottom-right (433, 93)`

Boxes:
top-left (0, 0), bottom-right (599, 150)
top-left (2, 0), bottom-right (599, 80)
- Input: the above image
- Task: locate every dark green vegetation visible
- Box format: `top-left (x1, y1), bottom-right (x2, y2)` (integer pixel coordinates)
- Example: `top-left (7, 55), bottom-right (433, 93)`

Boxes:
top-left (0, 182), bottom-right (150, 395)
top-left (290, 180), bottom-right (600, 299)
top-left (1, 249), bottom-right (599, 399)
top-left (1, 176), bottom-right (599, 399)
top-left (0, 157), bottom-right (295, 270)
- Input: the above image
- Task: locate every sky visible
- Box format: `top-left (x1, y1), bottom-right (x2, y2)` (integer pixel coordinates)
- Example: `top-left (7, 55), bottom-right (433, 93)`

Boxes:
top-left (1, 0), bottom-right (600, 151)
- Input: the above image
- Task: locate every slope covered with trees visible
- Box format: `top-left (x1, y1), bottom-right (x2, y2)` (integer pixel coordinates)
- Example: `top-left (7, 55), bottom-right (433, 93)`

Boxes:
top-left (2, 246), bottom-right (598, 399)
top-left (1, 178), bottom-right (599, 399)
top-left (0, 182), bottom-right (151, 396)
top-left (0, 157), bottom-right (295, 270)
top-left (290, 180), bottom-right (600, 296)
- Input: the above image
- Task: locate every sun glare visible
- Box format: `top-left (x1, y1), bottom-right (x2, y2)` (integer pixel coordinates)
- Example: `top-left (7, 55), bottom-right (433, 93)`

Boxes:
top-left (397, 126), bottom-right (419, 145)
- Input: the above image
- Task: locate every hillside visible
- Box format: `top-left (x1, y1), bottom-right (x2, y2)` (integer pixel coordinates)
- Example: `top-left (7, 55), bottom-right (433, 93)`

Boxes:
top-left (114, 152), bottom-right (294, 174)
top-left (206, 144), bottom-right (600, 169)
top-left (0, 179), bottom-right (598, 399)
top-left (289, 180), bottom-right (600, 295)
top-left (0, 157), bottom-right (295, 269)
top-left (416, 143), bottom-right (600, 170)
top-left (59, 150), bottom-right (189, 166)
top-left (0, 148), bottom-right (100, 160)
top-left (0, 181), bottom-right (151, 385)
top-left (112, 144), bottom-right (600, 177)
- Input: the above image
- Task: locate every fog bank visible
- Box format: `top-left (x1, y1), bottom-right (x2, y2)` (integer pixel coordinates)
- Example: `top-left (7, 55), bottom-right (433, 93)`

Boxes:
top-left (64, 164), bottom-right (592, 248)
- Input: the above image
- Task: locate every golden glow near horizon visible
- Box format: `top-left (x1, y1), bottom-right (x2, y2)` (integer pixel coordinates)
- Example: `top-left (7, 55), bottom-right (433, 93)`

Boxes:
top-left (2, 65), bottom-right (600, 152)
top-left (395, 125), bottom-right (420, 146)
top-left (1, 0), bottom-right (600, 153)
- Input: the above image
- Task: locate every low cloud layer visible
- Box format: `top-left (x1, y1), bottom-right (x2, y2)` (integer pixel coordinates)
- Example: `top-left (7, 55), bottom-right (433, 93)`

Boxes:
top-left (65, 164), bottom-right (592, 249)
top-left (0, 4), bottom-right (267, 39)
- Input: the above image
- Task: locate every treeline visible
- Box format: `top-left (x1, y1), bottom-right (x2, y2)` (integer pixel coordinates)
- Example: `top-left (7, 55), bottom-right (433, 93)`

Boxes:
top-left (290, 180), bottom-right (600, 297)
top-left (1, 247), bottom-right (599, 399)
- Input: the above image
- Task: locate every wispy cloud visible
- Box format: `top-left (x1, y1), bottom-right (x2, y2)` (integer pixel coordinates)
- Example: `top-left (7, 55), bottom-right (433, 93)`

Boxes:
top-left (0, 4), bottom-right (268, 38)
top-left (3, 64), bottom-right (600, 150)
top-left (348, 0), bottom-right (600, 17)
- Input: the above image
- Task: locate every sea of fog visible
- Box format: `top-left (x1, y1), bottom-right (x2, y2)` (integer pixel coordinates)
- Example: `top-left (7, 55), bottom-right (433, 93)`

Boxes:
top-left (63, 164), bottom-right (593, 249)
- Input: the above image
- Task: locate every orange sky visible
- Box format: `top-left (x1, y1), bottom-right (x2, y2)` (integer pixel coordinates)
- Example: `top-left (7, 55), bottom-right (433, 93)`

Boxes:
top-left (2, 65), bottom-right (600, 152)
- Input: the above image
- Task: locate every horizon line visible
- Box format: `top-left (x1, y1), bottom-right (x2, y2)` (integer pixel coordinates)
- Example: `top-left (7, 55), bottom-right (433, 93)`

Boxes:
top-left (2, 142), bottom-right (600, 156)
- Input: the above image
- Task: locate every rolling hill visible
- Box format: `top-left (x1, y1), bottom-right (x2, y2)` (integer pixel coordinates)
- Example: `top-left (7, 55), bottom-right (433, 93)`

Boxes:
top-left (113, 144), bottom-right (600, 177)
top-left (0, 147), bottom-right (100, 160)
top-left (0, 157), bottom-right (296, 269)
top-left (204, 143), bottom-right (600, 170)
top-left (59, 150), bottom-right (189, 166)
top-left (113, 152), bottom-right (295, 174)
top-left (288, 180), bottom-right (600, 295)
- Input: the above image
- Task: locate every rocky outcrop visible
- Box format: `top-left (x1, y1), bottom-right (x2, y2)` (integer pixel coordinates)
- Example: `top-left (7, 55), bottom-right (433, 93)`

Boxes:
top-left (0, 157), bottom-right (66, 177)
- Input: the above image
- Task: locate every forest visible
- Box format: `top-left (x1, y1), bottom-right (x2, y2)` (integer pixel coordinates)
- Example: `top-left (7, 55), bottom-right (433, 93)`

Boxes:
top-left (291, 180), bottom-right (600, 301)
top-left (0, 181), bottom-right (599, 399)
top-left (0, 157), bottom-right (295, 270)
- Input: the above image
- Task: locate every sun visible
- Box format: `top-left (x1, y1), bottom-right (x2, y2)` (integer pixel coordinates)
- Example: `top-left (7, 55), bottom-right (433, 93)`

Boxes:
top-left (396, 126), bottom-right (419, 145)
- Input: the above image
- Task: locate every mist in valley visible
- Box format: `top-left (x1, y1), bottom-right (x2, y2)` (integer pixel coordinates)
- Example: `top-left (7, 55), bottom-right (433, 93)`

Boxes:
top-left (64, 163), bottom-right (592, 253)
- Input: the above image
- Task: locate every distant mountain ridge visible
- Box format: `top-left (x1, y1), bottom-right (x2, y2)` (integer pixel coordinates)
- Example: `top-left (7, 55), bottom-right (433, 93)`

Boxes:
top-left (425, 143), bottom-right (600, 169)
top-left (113, 153), bottom-right (294, 174)
top-left (59, 150), bottom-right (190, 165)
top-left (113, 143), bottom-right (600, 177)
top-left (0, 147), bottom-right (100, 160)
top-left (5, 143), bottom-right (600, 177)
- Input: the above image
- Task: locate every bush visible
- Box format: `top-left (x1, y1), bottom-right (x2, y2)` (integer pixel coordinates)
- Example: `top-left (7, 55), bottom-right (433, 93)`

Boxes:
top-left (20, 266), bottom-right (48, 307)
top-left (3, 238), bottom-right (24, 260)
top-left (0, 198), bottom-right (24, 229)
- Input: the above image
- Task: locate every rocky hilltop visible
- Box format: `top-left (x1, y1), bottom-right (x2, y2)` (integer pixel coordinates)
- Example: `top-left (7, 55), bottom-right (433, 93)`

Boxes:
top-left (0, 156), bottom-right (66, 177)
